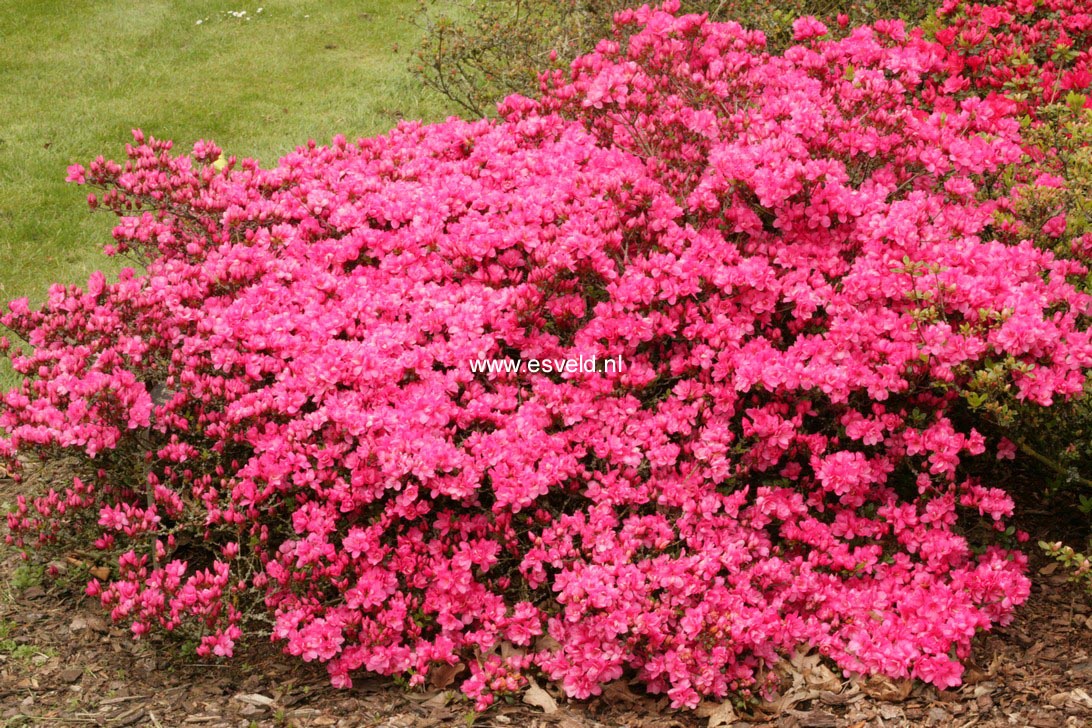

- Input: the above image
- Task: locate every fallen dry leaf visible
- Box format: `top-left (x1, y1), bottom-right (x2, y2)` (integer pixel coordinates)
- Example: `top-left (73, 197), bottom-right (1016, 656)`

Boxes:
top-left (427, 662), bottom-right (465, 689)
top-left (421, 690), bottom-right (452, 709)
top-left (695, 699), bottom-right (737, 727)
top-left (855, 674), bottom-right (912, 702)
top-left (803, 662), bottom-right (841, 692)
top-left (601, 679), bottom-right (644, 705)
top-left (500, 641), bottom-right (526, 659)
top-left (523, 678), bottom-right (558, 714)
top-left (962, 664), bottom-right (989, 684)
top-left (762, 687), bottom-right (823, 714)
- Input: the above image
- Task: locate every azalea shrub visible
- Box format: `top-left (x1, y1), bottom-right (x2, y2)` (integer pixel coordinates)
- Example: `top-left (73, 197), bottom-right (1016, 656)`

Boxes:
top-left (4, 0), bottom-right (1092, 712)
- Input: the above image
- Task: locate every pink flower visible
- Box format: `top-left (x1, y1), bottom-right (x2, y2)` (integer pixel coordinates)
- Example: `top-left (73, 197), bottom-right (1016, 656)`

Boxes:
top-left (792, 16), bottom-right (828, 41)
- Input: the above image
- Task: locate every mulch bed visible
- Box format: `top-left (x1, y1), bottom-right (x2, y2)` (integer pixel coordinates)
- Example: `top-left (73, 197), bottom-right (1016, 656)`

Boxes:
top-left (1, 469), bottom-right (1090, 728)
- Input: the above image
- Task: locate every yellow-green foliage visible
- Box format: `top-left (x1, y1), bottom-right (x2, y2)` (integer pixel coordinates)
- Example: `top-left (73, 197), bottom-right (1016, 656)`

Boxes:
top-left (1004, 98), bottom-right (1092, 259)
top-left (960, 102), bottom-right (1092, 498)
top-left (1041, 538), bottom-right (1092, 594)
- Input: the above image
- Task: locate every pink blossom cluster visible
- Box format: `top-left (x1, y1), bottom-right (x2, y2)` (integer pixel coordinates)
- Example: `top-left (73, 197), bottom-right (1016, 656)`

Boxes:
top-left (3, 1), bottom-right (1092, 711)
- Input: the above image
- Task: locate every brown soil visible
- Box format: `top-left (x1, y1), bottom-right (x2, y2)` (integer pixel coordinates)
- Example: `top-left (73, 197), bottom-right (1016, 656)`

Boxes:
top-left (1, 470), bottom-right (1090, 728)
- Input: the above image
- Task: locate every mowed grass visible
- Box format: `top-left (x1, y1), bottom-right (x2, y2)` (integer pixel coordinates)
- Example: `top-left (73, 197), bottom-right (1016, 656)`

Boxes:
top-left (0, 0), bottom-right (455, 388)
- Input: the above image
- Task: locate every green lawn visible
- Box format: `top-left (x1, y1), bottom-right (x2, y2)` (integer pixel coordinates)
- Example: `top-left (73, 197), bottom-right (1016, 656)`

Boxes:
top-left (0, 0), bottom-right (456, 388)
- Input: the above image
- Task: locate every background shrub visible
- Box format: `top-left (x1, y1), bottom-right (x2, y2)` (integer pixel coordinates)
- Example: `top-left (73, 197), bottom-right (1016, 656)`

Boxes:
top-left (410, 0), bottom-right (938, 116)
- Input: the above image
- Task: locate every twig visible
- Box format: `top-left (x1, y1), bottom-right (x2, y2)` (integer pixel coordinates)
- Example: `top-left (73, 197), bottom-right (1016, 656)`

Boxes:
top-left (1016, 439), bottom-right (1092, 490)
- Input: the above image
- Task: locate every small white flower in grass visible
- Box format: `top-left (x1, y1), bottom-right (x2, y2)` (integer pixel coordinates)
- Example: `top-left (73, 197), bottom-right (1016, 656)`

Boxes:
top-left (196, 19), bottom-right (203, 24)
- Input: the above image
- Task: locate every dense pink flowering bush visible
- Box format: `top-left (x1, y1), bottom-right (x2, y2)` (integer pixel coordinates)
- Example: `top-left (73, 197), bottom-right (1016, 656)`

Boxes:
top-left (4, 1), bottom-right (1092, 711)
